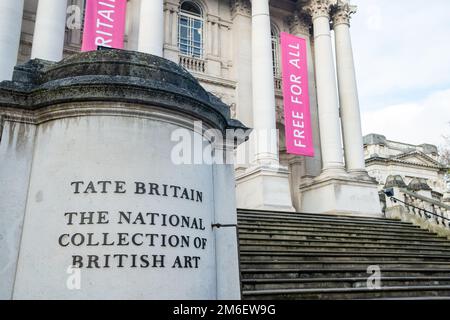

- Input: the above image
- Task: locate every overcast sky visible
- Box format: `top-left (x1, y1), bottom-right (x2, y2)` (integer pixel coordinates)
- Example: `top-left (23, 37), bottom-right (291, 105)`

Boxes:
top-left (348, 0), bottom-right (450, 147)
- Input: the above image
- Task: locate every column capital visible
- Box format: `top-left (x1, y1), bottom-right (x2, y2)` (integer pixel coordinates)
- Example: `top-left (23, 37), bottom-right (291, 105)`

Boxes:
top-left (164, 2), bottom-right (179, 12)
top-left (332, 2), bottom-right (357, 27)
top-left (288, 11), bottom-right (312, 37)
top-left (230, 0), bottom-right (251, 18)
top-left (305, 0), bottom-right (333, 20)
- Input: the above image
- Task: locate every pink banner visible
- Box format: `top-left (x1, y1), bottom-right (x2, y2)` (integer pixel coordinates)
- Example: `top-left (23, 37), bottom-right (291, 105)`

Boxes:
top-left (81, 0), bottom-right (127, 52)
top-left (280, 32), bottom-right (314, 157)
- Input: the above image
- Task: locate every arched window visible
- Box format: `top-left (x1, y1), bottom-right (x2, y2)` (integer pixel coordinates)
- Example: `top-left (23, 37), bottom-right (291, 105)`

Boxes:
top-left (271, 26), bottom-right (281, 77)
top-left (178, 1), bottom-right (204, 58)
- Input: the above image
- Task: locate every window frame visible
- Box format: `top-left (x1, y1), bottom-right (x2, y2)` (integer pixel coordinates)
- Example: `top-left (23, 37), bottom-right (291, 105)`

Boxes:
top-left (178, 1), bottom-right (205, 59)
top-left (271, 25), bottom-right (281, 78)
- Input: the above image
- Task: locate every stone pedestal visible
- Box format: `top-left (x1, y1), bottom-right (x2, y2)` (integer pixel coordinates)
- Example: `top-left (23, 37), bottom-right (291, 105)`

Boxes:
top-left (236, 165), bottom-right (295, 212)
top-left (0, 50), bottom-right (247, 300)
top-left (300, 175), bottom-right (382, 217)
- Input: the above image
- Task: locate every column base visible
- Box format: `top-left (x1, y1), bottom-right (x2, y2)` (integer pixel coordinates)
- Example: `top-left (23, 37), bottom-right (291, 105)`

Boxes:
top-left (347, 169), bottom-right (377, 182)
top-left (300, 174), bottom-right (382, 217)
top-left (316, 165), bottom-right (348, 181)
top-left (236, 164), bottom-right (295, 212)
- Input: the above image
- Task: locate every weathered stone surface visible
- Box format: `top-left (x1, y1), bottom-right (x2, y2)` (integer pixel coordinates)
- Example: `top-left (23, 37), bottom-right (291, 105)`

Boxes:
top-left (363, 133), bottom-right (387, 146)
top-left (385, 175), bottom-right (408, 189)
top-left (0, 49), bottom-right (248, 134)
top-left (408, 178), bottom-right (432, 192)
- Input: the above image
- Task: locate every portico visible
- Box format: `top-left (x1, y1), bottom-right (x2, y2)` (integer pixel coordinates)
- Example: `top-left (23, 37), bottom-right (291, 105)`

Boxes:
top-left (0, 0), bottom-right (381, 215)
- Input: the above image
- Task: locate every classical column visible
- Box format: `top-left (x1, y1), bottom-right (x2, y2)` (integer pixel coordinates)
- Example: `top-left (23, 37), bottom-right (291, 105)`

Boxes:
top-left (125, 0), bottom-right (141, 51)
top-left (234, 0), bottom-right (294, 212)
top-left (205, 15), bottom-right (222, 76)
top-left (31, 0), bottom-right (68, 61)
top-left (164, 0), bottom-right (180, 46)
top-left (0, 0), bottom-right (24, 81)
top-left (333, 3), bottom-right (366, 174)
top-left (138, 0), bottom-right (164, 56)
top-left (308, 0), bottom-right (346, 175)
top-left (213, 22), bottom-right (220, 57)
top-left (164, 4), bottom-right (171, 45)
top-left (162, 0), bottom-right (181, 63)
top-left (230, 0), bottom-right (253, 170)
top-left (251, 0), bottom-right (278, 165)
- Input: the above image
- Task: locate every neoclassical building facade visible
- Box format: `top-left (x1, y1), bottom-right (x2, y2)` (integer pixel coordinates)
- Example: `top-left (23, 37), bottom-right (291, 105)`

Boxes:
top-left (364, 134), bottom-right (449, 201)
top-left (0, 0), bottom-right (381, 215)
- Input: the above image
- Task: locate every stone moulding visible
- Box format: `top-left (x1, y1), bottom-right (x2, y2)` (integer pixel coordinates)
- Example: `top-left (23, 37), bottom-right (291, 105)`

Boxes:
top-left (0, 49), bottom-right (249, 136)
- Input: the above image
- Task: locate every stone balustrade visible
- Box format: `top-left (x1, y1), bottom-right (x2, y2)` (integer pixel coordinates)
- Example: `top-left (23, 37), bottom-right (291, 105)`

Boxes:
top-left (179, 55), bottom-right (206, 73)
top-left (384, 187), bottom-right (450, 238)
top-left (274, 77), bottom-right (282, 91)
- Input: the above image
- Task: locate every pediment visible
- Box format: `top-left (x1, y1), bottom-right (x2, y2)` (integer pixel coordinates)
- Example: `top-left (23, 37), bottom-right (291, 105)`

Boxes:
top-left (393, 152), bottom-right (441, 167)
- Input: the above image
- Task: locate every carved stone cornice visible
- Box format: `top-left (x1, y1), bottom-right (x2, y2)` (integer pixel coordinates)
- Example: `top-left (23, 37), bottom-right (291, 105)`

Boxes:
top-left (164, 0), bottom-right (180, 12)
top-left (207, 13), bottom-right (220, 24)
top-left (230, 0), bottom-right (251, 18)
top-left (288, 11), bottom-right (312, 37)
top-left (331, 1), bottom-right (357, 27)
top-left (305, 0), bottom-right (333, 20)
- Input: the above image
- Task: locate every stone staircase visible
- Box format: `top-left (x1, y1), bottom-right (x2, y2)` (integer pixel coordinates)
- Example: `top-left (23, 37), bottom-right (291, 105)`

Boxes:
top-left (238, 209), bottom-right (450, 300)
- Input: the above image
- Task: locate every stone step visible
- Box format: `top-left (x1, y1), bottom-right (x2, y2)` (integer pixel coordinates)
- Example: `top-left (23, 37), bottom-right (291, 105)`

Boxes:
top-left (241, 268), bottom-right (450, 280)
top-left (240, 238), bottom-right (450, 251)
top-left (238, 227), bottom-right (445, 241)
top-left (237, 212), bottom-right (417, 229)
top-left (239, 261), bottom-right (450, 270)
top-left (368, 296), bottom-right (450, 300)
top-left (240, 251), bottom-right (450, 261)
top-left (239, 242), bottom-right (450, 255)
top-left (239, 245), bottom-right (450, 256)
top-left (237, 209), bottom-right (409, 225)
top-left (238, 230), bottom-right (448, 244)
top-left (238, 223), bottom-right (439, 238)
top-left (238, 221), bottom-right (426, 236)
top-left (237, 215), bottom-right (422, 230)
top-left (238, 234), bottom-right (450, 247)
top-left (242, 285), bottom-right (450, 300)
top-left (237, 209), bottom-right (450, 299)
top-left (242, 277), bottom-right (450, 291)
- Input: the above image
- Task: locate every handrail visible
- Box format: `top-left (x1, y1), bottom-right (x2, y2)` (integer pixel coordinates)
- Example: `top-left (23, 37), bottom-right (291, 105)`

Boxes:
top-left (399, 188), bottom-right (450, 210)
top-left (387, 195), bottom-right (450, 229)
top-left (211, 223), bottom-right (237, 229)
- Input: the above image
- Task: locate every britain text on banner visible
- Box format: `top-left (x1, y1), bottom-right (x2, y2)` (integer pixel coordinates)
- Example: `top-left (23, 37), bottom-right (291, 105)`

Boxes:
top-left (81, 0), bottom-right (127, 52)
